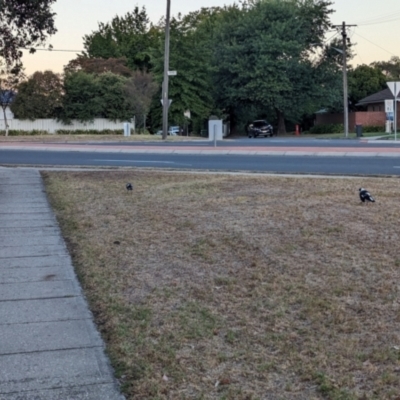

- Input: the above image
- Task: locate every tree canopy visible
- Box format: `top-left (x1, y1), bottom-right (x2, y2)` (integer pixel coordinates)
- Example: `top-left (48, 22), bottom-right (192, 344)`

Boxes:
top-left (348, 65), bottom-right (387, 107)
top-left (211, 0), bottom-right (337, 133)
top-left (11, 71), bottom-right (63, 119)
top-left (0, 0), bottom-right (57, 73)
top-left (371, 56), bottom-right (400, 81)
top-left (17, 0), bottom-right (397, 134)
top-left (82, 6), bottom-right (159, 71)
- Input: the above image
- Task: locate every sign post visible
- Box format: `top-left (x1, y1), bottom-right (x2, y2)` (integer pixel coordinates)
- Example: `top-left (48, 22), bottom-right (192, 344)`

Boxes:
top-left (387, 82), bottom-right (400, 141)
top-left (385, 100), bottom-right (394, 133)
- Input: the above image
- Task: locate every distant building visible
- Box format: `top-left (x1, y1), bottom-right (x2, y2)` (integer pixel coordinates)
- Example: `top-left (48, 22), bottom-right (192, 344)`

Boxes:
top-left (315, 88), bottom-right (399, 128)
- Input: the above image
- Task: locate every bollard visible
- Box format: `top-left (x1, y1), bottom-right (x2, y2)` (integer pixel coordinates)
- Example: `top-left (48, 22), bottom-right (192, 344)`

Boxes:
top-left (214, 124), bottom-right (217, 147)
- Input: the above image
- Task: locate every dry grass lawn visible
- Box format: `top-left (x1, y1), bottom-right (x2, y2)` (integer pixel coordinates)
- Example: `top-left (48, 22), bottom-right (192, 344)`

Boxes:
top-left (0, 134), bottom-right (202, 142)
top-left (42, 170), bottom-right (400, 400)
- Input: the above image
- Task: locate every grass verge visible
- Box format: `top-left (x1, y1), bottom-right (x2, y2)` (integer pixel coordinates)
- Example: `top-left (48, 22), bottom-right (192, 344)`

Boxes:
top-left (0, 134), bottom-right (204, 142)
top-left (42, 171), bottom-right (400, 399)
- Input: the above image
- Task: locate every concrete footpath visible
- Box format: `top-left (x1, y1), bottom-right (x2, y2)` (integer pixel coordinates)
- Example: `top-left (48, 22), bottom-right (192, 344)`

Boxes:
top-left (0, 168), bottom-right (124, 400)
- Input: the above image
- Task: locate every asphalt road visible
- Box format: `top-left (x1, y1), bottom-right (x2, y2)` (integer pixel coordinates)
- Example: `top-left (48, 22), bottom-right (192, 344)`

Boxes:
top-left (1, 149), bottom-right (400, 176)
top-left (44, 138), bottom-right (400, 149)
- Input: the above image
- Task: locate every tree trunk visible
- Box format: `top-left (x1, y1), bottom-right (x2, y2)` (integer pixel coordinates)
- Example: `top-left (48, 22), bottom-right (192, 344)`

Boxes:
top-left (228, 108), bottom-right (237, 136)
top-left (275, 108), bottom-right (286, 135)
top-left (1, 107), bottom-right (8, 136)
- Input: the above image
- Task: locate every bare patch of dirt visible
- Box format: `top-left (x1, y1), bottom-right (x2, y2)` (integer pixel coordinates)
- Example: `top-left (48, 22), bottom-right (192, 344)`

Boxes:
top-left (42, 170), bottom-right (400, 400)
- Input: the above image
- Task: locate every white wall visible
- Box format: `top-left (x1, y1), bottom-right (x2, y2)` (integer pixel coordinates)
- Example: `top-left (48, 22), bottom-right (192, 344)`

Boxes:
top-left (0, 106), bottom-right (14, 122)
top-left (0, 118), bottom-right (127, 134)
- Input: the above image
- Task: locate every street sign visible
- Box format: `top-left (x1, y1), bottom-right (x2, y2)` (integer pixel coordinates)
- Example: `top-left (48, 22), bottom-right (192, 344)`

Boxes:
top-left (387, 82), bottom-right (400, 98)
top-left (387, 82), bottom-right (400, 141)
top-left (385, 99), bottom-right (394, 113)
top-left (160, 99), bottom-right (172, 108)
top-left (184, 110), bottom-right (191, 119)
top-left (168, 71), bottom-right (177, 76)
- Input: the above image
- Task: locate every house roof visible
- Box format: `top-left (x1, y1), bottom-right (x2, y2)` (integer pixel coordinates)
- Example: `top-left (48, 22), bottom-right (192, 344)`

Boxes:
top-left (356, 88), bottom-right (398, 106)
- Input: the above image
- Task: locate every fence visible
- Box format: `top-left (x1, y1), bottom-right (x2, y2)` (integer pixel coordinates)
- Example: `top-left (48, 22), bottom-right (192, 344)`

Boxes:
top-left (315, 111), bottom-right (394, 128)
top-left (0, 118), bottom-right (128, 134)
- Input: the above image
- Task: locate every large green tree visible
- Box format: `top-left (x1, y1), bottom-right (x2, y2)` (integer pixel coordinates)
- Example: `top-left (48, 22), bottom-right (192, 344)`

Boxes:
top-left (0, 0), bottom-right (57, 72)
top-left (60, 71), bottom-right (157, 123)
top-left (348, 65), bottom-right (387, 107)
top-left (148, 8), bottom-right (221, 132)
top-left (82, 6), bottom-right (159, 71)
top-left (211, 0), bottom-right (337, 134)
top-left (11, 70), bottom-right (63, 119)
top-left (60, 72), bottom-right (103, 123)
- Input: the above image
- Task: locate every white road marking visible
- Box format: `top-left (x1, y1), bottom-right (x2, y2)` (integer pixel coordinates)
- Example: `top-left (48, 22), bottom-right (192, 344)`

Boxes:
top-left (94, 159), bottom-right (192, 166)
top-left (394, 166), bottom-right (400, 168)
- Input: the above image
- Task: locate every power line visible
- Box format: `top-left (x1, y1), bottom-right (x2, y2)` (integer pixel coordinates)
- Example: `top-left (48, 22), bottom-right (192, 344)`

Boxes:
top-left (352, 31), bottom-right (397, 57)
top-left (354, 9), bottom-right (400, 25)
top-left (359, 16), bottom-right (400, 26)
top-left (23, 48), bottom-right (83, 53)
top-left (323, 31), bottom-right (339, 43)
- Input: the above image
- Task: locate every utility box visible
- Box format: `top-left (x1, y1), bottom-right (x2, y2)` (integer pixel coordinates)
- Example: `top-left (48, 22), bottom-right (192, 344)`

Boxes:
top-left (123, 122), bottom-right (131, 136)
top-left (386, 121), bottom-right (392, 133)
top-left (208, 116), bottom-right (223, 141)
top-left (355, 124), bottom-right (363, 137)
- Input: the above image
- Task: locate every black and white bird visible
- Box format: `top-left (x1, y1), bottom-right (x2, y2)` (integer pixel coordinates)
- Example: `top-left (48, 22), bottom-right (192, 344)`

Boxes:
top-left (126, 183), bottom-right (133, 191)
top-left (359, 188), bottom-right (375, 203)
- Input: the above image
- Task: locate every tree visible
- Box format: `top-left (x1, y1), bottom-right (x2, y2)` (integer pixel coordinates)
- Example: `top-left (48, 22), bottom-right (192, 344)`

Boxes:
top-left (0, 0), bottom-right (57, 72)
top-left (60, 72), bottom-right (103, 123)
top-left (11, 71), bottom-right (63, 119)
top-left (348, 65), bottom-right (387, 108)
top-left (211, 0), bottom-right (336, 134)
top-left (64, 56), bottom-right (134, 77)
top-left (60, 71), bottom-right (154, 123)
top-left (0, 71), bottom-right (21, 136)
top-left (148, 8), bottom-right (221, 132)
top-left (124, 70), bottom-right (158, 118)
top-left (371, 56), bottom-right (400, 80)
top-left (82, 7), bottom-right (160, 71)
top-left (96, 72), bottom-right (135, 121)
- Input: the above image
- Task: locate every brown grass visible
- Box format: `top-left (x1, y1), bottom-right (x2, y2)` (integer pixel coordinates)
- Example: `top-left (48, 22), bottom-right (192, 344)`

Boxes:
top-left (42, 170), bottom-right (400, 400)
top-left (0, 134), bottom-right (202, 142)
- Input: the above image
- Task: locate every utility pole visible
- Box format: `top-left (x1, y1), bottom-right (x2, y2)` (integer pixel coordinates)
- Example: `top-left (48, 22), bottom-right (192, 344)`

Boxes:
top-left (162, 0), bottom-right (171, 141)
top-left (333, 21), bottom-right (356, 138)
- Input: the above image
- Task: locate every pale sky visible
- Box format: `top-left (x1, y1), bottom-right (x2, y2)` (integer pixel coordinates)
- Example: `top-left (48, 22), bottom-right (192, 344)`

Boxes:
top-left (21, 0), bottom-right (400, 76)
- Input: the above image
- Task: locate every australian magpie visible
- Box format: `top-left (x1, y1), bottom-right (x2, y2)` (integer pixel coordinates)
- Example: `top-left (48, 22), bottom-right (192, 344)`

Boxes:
top-left (359, 188), bottom-right (375, 203)
top-left (126, 183), bottom-right (133, 191)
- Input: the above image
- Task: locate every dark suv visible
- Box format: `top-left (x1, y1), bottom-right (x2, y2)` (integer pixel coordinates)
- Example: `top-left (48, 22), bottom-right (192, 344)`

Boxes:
top-left (248, 120), bottom-right (274, 138)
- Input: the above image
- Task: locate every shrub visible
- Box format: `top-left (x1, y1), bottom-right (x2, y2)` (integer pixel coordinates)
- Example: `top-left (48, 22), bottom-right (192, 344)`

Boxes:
top-left (55, 129), bottom-right (123, 135)
top-left (359, 125), bottom-right (385, 133)
top-left (1, 130), bottom-right (47, 136)
top-left (309, 124), bottom-right (344, 134)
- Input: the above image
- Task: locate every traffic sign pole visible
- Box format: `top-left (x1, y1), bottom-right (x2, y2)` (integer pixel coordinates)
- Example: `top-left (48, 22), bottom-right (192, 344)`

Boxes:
top-left (387, 81), bottom-right (400, 141)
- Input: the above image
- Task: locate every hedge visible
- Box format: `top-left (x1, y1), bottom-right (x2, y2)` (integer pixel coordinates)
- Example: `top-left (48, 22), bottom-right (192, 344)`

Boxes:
top-left (309, 124), bottom-right (385, 134)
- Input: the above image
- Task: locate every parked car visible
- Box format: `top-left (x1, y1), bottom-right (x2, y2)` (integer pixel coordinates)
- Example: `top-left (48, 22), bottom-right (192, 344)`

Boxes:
top-left (248, 120), bottom-right (274, 138)
top-left (168, 126), bottom-right (180, 136)
top-left (155, 126), bottom-right (180, 136)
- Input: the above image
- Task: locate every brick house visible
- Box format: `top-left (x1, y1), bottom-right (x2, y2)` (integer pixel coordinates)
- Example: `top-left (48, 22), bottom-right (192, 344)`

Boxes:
top-left (315, 88), bottom-right (399, 128)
